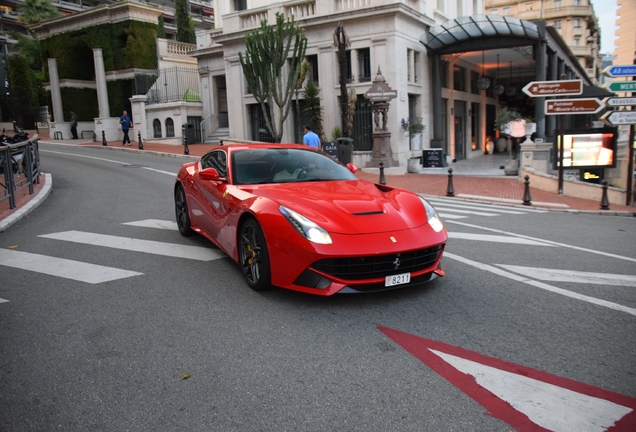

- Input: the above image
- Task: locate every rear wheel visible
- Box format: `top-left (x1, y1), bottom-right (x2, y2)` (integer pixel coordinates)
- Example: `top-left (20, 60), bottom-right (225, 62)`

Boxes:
top-left (175, 185), bottom-right (193, 236)
top-left (239, 219), bottom-right (271, 291)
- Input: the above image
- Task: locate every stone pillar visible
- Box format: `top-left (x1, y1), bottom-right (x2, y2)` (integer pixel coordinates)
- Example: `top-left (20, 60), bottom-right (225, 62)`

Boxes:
top-left (546, 50), bottom-right (558, 140)
top-left (534, 41), bottom-right (546, 139)
top-left (47, 58), bottom-right (70, 139)
top-left (92, 48), bottom-right (119, 141)
top-left (130, 95), bottom-right (148, 140)
top-left (431, 54), bottom-right (443, 147)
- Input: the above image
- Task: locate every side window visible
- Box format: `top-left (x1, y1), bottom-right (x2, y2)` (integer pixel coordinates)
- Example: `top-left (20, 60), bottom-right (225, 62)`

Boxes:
top-left (165, 118), bottom-right (175, 137)
top-left (153, 119), bottom-right (162, 138)
top-left (201, 150), bottom-right (227, 178)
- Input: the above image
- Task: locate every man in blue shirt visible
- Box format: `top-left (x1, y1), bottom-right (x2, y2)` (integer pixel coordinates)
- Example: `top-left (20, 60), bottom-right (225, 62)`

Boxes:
top-left (303, 125), bottom-right (321, 149)
top-left (119, 110), bottom-right (132, 146)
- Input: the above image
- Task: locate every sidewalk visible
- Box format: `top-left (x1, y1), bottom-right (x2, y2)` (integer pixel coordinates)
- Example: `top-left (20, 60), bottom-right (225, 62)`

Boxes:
top-left (1, 134), bottom-right (634, 231)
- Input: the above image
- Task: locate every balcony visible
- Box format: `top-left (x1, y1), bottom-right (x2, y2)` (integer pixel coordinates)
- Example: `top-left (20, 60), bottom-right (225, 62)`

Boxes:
top-left (544, 5), bottom-right (593, 19)
top-left (570, 45), bottom-right (592, 57)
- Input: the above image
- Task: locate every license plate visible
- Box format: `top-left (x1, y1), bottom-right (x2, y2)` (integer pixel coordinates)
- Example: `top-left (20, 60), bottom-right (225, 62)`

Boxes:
top-left (385, 272), bottom-right (411, 287)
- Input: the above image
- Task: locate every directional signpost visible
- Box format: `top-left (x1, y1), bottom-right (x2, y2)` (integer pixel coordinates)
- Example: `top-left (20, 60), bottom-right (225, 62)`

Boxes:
top-left (545, 98), bottom-right (605, 115)
top-left (603, 65), bottom-right (636, 78)
top-left (604, 97), bottom-right (636, 107)
top-left (606, 81), bottom-right (636, 93)
top-left (602, 110), bottom-right (636, 126)
top-left (522, 79), bottom-right (582, 97)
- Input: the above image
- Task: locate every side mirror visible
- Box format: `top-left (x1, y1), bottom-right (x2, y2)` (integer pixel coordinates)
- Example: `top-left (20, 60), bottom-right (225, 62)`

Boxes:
top-left (346, 163), bottom-right (359, 173)
top-left (199, 167), bottom-right (226, 182)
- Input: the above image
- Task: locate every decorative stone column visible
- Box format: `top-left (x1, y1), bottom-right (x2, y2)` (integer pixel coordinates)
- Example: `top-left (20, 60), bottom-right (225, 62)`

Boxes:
top-left (92, 48), bottom-right (119, 141)
top-left (130, 95), bottom-right (148, 140)
top-left (47, 58), bottom-right (70, 139)
top-left (364, 67), bottom-right (398, 169)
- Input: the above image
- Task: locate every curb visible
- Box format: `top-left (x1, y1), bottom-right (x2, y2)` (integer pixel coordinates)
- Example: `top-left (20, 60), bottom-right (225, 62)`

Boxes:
top-left (0, 173), bottom-right (53, 232)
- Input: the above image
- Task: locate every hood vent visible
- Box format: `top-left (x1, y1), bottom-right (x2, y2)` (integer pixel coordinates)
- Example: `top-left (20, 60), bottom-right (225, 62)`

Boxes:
top-left (352, 211), bottom-right (385, 216)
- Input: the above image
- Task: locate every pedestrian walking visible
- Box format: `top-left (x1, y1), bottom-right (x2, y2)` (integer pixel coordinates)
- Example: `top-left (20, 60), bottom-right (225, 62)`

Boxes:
top-left (303, 125), bottom-right (321, 149)
top-left (70, 111), bottom-right (78, 139)
top-left (120, 110), bottom-right (132, 146)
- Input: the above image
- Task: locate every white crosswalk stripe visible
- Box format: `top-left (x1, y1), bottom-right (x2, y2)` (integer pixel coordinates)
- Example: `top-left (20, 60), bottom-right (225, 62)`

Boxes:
top-left (448, 232), bottom-right (554, 246)
top-left (0, 248), bottom-right (143, 284)
top-left (38, 230), bottom-right (225, 261)
top-left (123, 219), bottom-right (179, 230)
top-left (426, 196), bottom-right (548, 220)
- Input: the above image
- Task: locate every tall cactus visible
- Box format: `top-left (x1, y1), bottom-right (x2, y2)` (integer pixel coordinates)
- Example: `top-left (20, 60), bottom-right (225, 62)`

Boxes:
top-left (239, 13), bottom-right (307, 143)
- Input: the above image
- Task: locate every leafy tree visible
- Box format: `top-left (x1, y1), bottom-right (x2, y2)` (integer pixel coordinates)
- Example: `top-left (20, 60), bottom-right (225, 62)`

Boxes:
top-left (7, 31), bottom-right (42, 70)
top-left (175, 0), bottom-right (196, 44)
top-left (239, 13), bottom-right (307, 143)
top-left (334, 23), bottom-right (351, 137)
top-left (17, 0), bottom-right (61, 25)
top-left (303, 80), bottom-right (324, 142)
top-left (8, 53), bottom-right (38, 120)
top-left (157, 15), bottom-right (166, 39)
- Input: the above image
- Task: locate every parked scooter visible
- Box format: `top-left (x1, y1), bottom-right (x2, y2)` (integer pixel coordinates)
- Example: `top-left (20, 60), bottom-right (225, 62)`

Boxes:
top-left (0, 122), bottom-right (31, 174)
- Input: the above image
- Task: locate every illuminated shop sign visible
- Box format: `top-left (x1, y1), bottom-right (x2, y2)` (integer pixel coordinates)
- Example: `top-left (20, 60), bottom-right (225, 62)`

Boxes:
top-left (554, 129), bottom-right (617, 170)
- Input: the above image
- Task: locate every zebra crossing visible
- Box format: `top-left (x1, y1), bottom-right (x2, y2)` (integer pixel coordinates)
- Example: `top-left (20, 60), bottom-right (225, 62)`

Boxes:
top-left (425, 196), bottom-right (548, 220)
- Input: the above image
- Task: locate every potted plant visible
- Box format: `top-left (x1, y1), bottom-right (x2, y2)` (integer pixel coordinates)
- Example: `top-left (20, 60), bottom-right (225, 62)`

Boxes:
top-left (494, 107), bottom-right (522, 175)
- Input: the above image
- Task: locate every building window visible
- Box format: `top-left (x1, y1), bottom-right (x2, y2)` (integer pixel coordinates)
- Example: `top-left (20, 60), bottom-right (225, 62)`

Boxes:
top-left (306, 54), bottom-right (319, 84)
top-left (441, 60), bottom-right (449, 88)
top-left (358, 48), bottom-right (371, 83)
top-left (165, 118), bottom-right (174, 137)
top-left (470, 70), bottom-right (480, 95)
top-left (489, 8), bottom-right (498, 14)
top-left (234, 0), bottom-right (247, 11)
top-left (573, 38), bottom-right (580, 46)
top-left (436, 0), bottom-right (445, 12)
top-left (344, 50), bottom-right (353, 83)
top-left (573, 19), bottom-right (581, 28)
top-left (153, 119), bottom-right (162, 138)
top-left (553, 0), bottom-right (562, 7)
top-left (502, 7), bottom-right (510, 15)
top-left (574, 0), bottom-right (581, 5)
top-left (453, 65), bottom-right (466, 92)
top-left (456, 0), bottom-right (463, 16)
top-left (525, 3), bottom-right (534, 10)
top-left (407, 49), bottom-right (420, 83)
top-left (554, 20), bottom-right (562, 29)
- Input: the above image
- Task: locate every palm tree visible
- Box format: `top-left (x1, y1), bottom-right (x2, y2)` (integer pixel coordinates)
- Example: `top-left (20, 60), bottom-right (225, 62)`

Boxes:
top-left (18, 0), bottom-right (61, 25)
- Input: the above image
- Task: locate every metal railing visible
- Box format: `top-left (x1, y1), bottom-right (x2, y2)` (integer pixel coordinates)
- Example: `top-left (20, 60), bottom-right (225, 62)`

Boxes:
top-left (0, 136), bottom-right (41, 210)
top-left (134, 67), bottom-right (201, 105)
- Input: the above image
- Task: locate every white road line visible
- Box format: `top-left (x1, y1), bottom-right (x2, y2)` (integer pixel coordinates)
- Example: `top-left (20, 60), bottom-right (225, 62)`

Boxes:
top-left (40, 150), bottom-right (178, 176)
top-left (443, 252), bottom-right (636, 316)
top-left (438, 213), bottom-right (468, 220)
top-left (0, 298), bottom-right (8, 303)
top-left (496, 265), bottom-right (636, 287)
top-left (456, 194), bottom-right (570, 208)
top-left (123, 219), bottom-right (179, 230)
top-left (448, 232), bottom-right (555, 246)
top-left (0, 249), bottom-right (142, 284)
top-left (142, 167), bottom-right (177, 176)
top-left (38, 231), bottom-right (226, 261)
top-left (426, 197), bottom-right (548, 213)
top-left (446, 220), bottom-right (636, 264)
top-left (432, 206), bottom-right (500, 216)
top-left (427, 201), bottom-right (528, 214)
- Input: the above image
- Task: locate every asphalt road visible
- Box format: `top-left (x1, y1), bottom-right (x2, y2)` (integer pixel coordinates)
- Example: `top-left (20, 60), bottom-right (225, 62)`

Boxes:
top-left (1, 143), bottom-right (635, 431)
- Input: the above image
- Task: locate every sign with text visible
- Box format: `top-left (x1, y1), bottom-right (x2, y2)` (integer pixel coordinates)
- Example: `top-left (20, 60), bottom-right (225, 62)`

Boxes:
top-left (422, 148), bottom-right (444, 168)
top-left (603, 65), bottom-right (636, 78)
top-left (322, 142), bottom-right (339, 160)
top-left (601, 110), bottom-right (636, 126)
top-left (606, 81), bottom-right (636, 93)
top-left (522, 80), bottom-right (582, 97)
top-left (545, 98), bottom-right (605, 115)
top-left (604, 97), bottom-right (636, 107)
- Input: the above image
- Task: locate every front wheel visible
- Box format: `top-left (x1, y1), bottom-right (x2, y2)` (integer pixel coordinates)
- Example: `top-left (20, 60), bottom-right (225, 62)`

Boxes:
top-left (239, 219), bottom-right (271, 291)
top-left (175, 185), bottom-right (193, 236)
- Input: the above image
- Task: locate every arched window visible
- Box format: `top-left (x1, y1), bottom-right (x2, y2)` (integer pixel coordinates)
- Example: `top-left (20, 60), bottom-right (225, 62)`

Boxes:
top-left (165, 118), bottom-right (175, 137)
top-left (153, 119), bottom-right (162, 138)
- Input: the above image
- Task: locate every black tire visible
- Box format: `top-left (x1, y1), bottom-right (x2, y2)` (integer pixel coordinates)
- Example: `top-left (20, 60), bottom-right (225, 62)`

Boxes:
top-left (239, 218), bottom-right (272, 291)
top-left (175, 185), bottom-right (194, 236)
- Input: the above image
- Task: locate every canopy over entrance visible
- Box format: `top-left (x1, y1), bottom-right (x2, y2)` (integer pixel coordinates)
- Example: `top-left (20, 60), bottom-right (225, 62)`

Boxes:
top-left (421, 15), bottom-right (541, 55)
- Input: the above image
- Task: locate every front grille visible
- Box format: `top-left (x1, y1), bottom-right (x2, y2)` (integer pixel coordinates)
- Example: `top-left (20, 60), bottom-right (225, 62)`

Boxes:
top-left (311, 245), bottom-right (442, 281)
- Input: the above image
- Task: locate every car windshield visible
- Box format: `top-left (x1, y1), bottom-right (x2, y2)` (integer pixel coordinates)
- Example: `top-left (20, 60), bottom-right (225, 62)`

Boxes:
top-left (231, 148), bottom-right (357, 185)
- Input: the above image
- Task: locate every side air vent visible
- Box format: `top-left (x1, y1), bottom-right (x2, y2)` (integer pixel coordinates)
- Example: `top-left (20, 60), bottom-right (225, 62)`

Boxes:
top-left (351, 211), bottom-right (385, 216)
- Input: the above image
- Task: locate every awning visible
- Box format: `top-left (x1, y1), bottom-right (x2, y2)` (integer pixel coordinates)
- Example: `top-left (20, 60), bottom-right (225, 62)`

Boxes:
top-left (421, 15), bottom-right (541, 54)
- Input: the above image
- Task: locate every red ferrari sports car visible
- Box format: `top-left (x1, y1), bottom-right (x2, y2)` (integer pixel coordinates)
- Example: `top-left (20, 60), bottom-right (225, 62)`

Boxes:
top-left (174, 143), bottom-right (447, 295)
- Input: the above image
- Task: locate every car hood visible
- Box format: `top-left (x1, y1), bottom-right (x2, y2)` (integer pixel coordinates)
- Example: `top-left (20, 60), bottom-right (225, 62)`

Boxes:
top-left (247, 180), bottom-right (429, 234)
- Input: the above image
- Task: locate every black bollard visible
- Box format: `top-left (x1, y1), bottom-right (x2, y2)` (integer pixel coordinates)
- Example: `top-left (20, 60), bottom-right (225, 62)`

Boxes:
top-left (138, 131), bottom-right (144, 150)
top-left (446, 168), bottom-right (455, 197)
top-left (182, 125), bottom-right (189, 155)
top-left (522, 175), bottom-right (532, 206)
top-left (600, 180), bottom-right (610, 210)
top-left (379, 161), bottom-right (386, 185)
top-left (102, 130), bottom-right (107, 146)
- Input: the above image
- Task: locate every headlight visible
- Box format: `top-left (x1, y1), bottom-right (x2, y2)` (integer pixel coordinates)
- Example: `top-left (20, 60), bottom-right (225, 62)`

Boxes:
top-left (420, 197), bottom-right (444, 233)
top-left (279, 206), bottom-right (332, 244)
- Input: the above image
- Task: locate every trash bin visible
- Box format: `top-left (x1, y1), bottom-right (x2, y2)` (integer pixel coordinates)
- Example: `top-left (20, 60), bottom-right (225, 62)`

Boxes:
top-left (336, 137), bottom-right (353, 164)
top-left (184, 123), bottom-right (196, 144)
